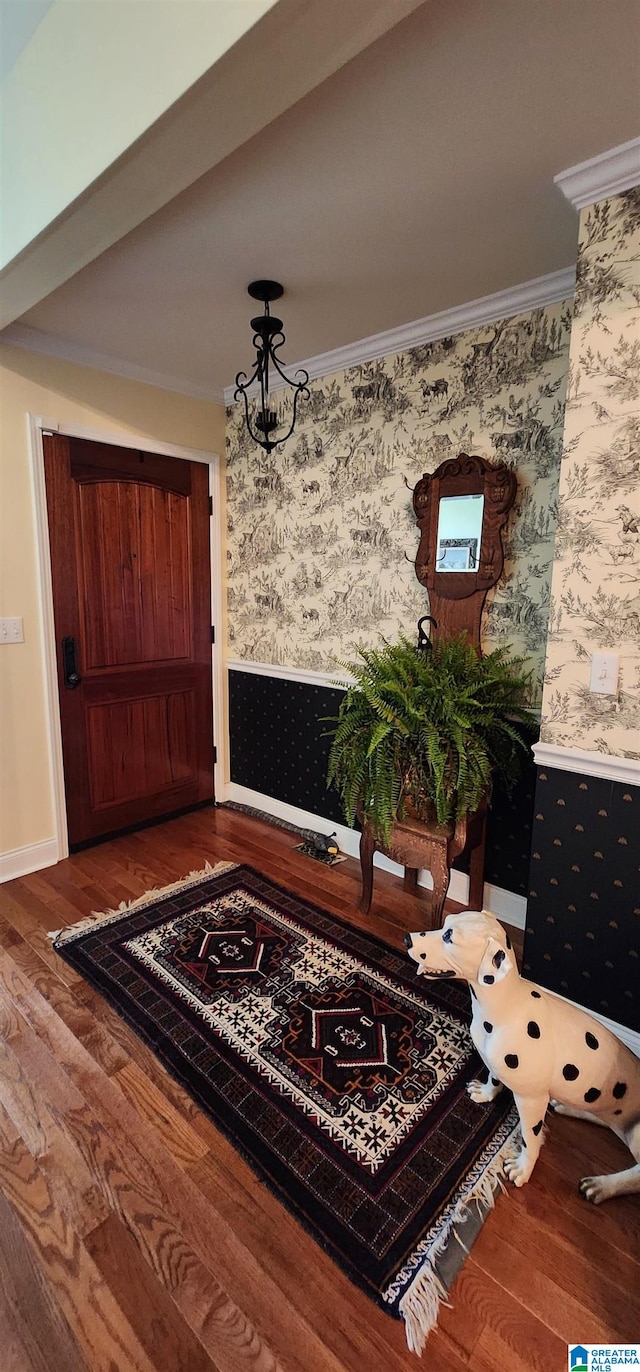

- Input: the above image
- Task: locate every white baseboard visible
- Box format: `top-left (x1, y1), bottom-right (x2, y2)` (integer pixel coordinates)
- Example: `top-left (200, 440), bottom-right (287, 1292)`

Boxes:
top-left (222, 782), bottom-right (527, 928)
top-left (223, 783), bottom-right (640, 1053)
top-left (479, 881), bottom-right (527, 930)
top-left (0, 838), bottom-right (59, 883)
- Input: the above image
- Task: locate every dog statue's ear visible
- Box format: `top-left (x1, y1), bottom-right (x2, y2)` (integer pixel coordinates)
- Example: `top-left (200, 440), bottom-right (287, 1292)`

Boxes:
top-left (477, 936), bottom-right (512, 987)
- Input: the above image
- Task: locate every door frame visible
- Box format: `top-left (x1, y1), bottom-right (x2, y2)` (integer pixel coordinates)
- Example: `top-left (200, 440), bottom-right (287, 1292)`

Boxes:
top-left (28, 413), bottom-right (226, 862)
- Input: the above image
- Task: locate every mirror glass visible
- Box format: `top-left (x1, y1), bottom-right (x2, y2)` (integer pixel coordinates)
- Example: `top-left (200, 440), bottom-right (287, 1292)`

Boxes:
top-left (436, 494), bottom-right (484, 572)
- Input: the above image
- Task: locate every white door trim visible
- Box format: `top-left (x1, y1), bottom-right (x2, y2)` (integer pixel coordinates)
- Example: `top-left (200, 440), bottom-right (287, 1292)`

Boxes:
top-left (27, 414), bottom-right (226, 866)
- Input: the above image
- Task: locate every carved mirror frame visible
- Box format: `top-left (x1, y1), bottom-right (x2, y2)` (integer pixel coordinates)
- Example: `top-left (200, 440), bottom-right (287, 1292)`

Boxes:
top-left (413, 453), bottom-right (516, 650)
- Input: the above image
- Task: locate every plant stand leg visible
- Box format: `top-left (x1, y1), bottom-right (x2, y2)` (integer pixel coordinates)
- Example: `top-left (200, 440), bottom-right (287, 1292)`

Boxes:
top-left (403, 867), bottom-right (418, 895)
top-left (430, 845), bottom-right (450, 928)
top-left (468, 812), bottom-right (487, 910)
top-left (358, 826), bottom-right (376, 915)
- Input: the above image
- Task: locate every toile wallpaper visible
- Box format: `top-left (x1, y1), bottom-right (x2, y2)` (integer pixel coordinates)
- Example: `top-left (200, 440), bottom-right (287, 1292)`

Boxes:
top-left (226, 299), bottom-right (572, 708)
top-left (540, 189), bottom-right (640, 756)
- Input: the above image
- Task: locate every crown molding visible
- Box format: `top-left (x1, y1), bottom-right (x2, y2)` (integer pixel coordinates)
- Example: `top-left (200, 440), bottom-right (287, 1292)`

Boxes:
top-left (0, 322), bottom-right (226, 405)
top-left (0, 264), bottom-right (575, 410)
top-left (533, 741), bottom-right (640, 788)
top-left (554, 136), bottom-right (640, 211)
top-left (223, 266), bottom-right (575, 403)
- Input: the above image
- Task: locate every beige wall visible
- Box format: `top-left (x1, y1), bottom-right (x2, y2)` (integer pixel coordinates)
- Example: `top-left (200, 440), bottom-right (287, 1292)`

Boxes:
top-left (540, 189), bottom-right (640, 757)
top-left (0, 345), bottom-right (224, 859)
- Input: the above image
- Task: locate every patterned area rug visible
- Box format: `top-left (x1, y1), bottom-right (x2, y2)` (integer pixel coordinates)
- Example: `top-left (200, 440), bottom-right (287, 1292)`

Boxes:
top-left (51, 862), bottom-right (517, 1353)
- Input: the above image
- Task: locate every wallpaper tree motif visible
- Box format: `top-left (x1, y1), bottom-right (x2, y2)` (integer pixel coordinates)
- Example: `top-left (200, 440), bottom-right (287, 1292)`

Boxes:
top-left (226, 300), bottom-right (571, 708)
top-left (540, 190), bottom-right (640, 756)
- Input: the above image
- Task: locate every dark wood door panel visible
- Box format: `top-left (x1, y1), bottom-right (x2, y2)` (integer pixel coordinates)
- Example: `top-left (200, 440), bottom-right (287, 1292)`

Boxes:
top-left (44, 433), bottom-right (214, 846)
top-left (76, 481), bottom-right (192, 669)
top-left (69, 436), bottom-right (193, 493)
top-left (79, 663), bottom-right (204, 698)
top-left (86, 691), bottom-right (196, 808)
top-left (67, 772), bottom-right (207, 843)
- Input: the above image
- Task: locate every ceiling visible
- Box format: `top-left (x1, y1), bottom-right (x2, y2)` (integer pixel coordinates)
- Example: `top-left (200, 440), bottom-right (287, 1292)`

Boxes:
top-left (8, 0), bottom-right (640, 397)
top-left (0, 0), bottom-right (53, 80)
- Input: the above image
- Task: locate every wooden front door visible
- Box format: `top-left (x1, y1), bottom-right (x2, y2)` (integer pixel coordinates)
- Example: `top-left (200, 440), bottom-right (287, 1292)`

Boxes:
top-left (44, 434), bottom-right (214, 847)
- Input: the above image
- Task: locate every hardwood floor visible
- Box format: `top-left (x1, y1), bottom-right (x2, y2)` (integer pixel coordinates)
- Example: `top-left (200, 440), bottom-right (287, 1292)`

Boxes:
top-left (0, 806), bottom-right (638, 1372)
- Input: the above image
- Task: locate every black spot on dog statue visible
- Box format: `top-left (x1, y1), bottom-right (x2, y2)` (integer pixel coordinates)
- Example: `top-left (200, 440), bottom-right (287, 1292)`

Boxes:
top-left (404, 910), bottom-right (640, 1202)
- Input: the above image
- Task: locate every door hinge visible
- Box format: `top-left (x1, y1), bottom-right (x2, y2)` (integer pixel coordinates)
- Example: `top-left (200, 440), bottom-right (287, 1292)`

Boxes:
top-left (209, 496), bottom-right (213, 516)
top-left (211, 625), bottom-right (215, 644)
top-left (213, 746), bottom-right (217, 764)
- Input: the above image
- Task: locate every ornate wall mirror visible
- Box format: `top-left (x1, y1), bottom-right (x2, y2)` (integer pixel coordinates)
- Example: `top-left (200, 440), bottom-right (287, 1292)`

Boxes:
top-left (436, 493), bottom-right (484, 572)
top-left (413, 453), bottom-right (516, 649)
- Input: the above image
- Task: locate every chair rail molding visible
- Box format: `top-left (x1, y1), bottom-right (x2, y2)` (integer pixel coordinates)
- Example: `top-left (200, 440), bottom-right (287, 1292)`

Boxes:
top-left (227, 658), bottom-right (353, 690)
top-left (533, 741), bottom-right (640, 788)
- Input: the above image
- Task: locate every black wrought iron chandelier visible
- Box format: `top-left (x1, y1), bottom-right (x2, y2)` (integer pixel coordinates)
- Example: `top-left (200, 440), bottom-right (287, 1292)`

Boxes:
top-left (234, 281), bottom-right (310, 455)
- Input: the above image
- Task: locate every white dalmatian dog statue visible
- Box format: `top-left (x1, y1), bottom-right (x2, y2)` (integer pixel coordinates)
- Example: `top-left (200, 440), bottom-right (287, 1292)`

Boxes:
top-left (404, 909), bottom-right (640, 1201)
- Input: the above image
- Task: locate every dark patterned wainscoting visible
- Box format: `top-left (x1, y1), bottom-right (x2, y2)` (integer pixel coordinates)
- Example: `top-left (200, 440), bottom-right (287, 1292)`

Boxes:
top-left (228, 669), bottom-right (537, 899)
top-left (523, 767), bottom-right (639, 1033)
top-left (229, 670), bottom-right (346, 827)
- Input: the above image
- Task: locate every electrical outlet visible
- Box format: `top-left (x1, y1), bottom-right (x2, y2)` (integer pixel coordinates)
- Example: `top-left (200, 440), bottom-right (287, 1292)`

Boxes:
top-left (0, 617), bottom-right (24, 644)
top-left (589, 651), bottom-right (619, 695)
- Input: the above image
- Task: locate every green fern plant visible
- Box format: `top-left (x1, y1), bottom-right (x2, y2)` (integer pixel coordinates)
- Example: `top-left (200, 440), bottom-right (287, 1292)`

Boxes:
top-left (326, 634), bottom-right (533, 847)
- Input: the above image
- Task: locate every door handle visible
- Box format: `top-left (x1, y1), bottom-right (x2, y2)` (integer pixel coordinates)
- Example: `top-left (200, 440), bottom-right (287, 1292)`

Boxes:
top-left (62, 636), bottom-right (81, 688)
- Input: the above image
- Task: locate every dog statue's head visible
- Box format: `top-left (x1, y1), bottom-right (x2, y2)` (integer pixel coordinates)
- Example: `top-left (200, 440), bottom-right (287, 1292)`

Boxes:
top-left (404, 910), bottom-right (514, 987)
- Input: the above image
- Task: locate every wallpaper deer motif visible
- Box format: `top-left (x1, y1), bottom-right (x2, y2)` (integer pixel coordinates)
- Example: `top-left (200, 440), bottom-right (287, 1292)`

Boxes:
top-left (540, 189), bottom-right (640, 756)
top-left (226, 299), bottom-right (572, 708)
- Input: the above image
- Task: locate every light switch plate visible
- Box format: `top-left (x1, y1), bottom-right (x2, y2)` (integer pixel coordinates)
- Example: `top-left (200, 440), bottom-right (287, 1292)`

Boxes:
top-left (0, 617), bottom-right (24, 644)
top-left (589, 651), bottom-right (619, 695)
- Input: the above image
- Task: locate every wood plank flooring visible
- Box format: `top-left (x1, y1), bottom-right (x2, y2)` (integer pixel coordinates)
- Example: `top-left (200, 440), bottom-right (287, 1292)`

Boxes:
top-left (1, 806), bottom-right (638, 1372)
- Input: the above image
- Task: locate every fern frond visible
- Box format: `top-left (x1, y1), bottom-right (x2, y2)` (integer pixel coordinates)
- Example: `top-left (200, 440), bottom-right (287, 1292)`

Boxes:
top-left (326, 632), bottom-right (532, 842)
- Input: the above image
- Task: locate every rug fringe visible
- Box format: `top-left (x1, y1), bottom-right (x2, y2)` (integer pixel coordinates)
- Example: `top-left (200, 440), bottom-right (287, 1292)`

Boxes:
top-left (49, 861), bottom-right (238, 947)
top-left (400, 1264), bottom-right (451, 1356)
top-left (399, 1127), bottom-right (518, 1356)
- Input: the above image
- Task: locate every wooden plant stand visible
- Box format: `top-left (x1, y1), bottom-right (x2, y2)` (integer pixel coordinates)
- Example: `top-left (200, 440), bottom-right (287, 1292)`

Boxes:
top-left (358, 803), bottom-right (487, 926)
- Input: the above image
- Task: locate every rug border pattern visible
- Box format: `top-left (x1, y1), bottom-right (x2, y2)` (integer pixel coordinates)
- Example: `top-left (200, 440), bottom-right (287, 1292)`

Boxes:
top-left (50, 860), bottom-right (516, 1355)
